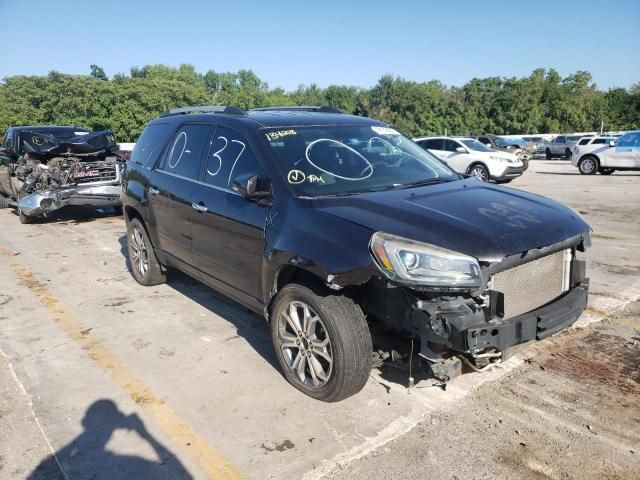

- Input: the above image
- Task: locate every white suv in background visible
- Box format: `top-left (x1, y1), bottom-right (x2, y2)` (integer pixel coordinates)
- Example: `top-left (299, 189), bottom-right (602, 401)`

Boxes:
top-left (414, 136), bottom-right (524, 182)
top-left (572, 131), bottom-right (640, 175)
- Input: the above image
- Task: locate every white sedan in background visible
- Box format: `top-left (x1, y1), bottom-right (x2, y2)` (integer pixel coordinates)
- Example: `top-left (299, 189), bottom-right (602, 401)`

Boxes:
top-left (414, 136), bottom-right (524, 182)
top-left (572, 131), bottom-right (640, 175)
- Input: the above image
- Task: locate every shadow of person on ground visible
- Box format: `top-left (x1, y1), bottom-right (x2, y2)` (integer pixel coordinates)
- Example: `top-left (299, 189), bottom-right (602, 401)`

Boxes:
top-left (28, 399), bottom-right (192, 480)
top-left (117, 234), bottom-right (279, 371)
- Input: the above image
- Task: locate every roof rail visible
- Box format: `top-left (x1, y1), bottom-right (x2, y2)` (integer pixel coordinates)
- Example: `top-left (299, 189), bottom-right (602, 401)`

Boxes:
top-left (159, 105), bottom-right (246, 118)
top-left (250, 106), bottom-right (343, 114)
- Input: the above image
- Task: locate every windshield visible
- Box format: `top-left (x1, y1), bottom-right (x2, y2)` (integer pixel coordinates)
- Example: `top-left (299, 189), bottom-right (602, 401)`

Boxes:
top-left (264, 125), bottom-right (458, 196)
top-left (461, 139), bottom-right (493, 152)
top-left (495, 137), bottom-right (526, 146)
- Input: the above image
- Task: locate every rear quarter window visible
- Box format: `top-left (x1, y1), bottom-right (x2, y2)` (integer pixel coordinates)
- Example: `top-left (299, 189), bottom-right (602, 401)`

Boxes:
top-left (130, 123), bottom-right (174, 167)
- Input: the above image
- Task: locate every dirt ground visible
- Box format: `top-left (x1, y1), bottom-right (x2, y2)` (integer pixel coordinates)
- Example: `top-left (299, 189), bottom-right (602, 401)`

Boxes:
top-left (1, 160), bottom-right (639, 480)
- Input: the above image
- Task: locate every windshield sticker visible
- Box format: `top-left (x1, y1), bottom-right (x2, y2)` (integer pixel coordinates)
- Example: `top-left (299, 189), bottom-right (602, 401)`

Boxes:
top-left (266, 129), bottom-right (297, 141)
top-left (287, 169), bottom-right (306, 184)
top-left (371, 126), bottom-right (400, 136)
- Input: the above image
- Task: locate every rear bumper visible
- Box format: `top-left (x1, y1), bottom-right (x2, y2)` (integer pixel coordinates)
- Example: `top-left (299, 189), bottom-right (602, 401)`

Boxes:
top-left (18, 183), bottom-right (122, 217)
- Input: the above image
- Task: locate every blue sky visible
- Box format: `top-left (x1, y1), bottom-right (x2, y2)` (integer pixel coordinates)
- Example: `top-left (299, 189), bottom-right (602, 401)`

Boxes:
top-left (1, 0), bottom-right (638, 90)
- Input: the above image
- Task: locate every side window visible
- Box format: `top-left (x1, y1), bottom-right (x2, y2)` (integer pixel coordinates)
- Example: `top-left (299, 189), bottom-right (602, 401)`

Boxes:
top-left (443, 139), bottom-right (461, 152)
top-left (479, 137), bottom-right (491, 145)
top-left (204, 126), bottom-right (262, 189)
top-left (557, 136), bottom-right (566, 143)
top-left (422, 139), bottom-right (443, 150)
top-left (578, 138), bottom-right (590, 145)
top-left (160, 124), bottom-right (211, 179)
top-left (591, 138), bottom-right (605, 145)
top-left (130, 122), bottom-right (173, 167)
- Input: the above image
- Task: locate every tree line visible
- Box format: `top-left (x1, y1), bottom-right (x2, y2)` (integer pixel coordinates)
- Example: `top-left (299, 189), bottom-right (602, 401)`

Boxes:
top-left (0, 64), bottom-right (638, 142)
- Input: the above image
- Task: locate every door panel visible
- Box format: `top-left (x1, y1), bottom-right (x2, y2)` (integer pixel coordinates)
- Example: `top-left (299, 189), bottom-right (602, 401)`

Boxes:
top-left (147, 170), bottom-right (195, 264)
top-left (190, 182), bottom-right (230, 282)
top-left (218, 194), bottom-right (268, 301)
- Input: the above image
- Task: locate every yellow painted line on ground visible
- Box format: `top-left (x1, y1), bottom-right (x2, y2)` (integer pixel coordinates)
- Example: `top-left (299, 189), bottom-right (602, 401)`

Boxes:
top-left (0, 245), bottom-right (244, 480)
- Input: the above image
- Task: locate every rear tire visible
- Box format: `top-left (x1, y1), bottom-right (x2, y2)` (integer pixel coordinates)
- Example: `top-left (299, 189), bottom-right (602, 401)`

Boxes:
top-left (578, 156), bottom-right (599, 175)
top-left (126, 217), bottom-right (166, 286)
top-left (271, 283), bottom-right (372, 402)
top-left (545, 148), bottom-right (552, 160)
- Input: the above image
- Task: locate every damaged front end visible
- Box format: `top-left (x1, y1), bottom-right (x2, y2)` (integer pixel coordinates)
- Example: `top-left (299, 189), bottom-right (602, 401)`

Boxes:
top-left (13, 130), bottom-right (123, 219)
top-left (365, 232), bottom-right (590, 381)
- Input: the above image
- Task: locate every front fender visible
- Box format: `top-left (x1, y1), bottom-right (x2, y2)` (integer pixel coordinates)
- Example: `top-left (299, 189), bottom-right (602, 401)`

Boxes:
top-left (261, 204), bottom-right (378, 305)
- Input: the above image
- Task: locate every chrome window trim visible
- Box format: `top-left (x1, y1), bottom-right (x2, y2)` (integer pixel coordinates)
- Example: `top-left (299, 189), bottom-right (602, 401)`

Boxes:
top-left (155, 169), bottom-right (241, 196)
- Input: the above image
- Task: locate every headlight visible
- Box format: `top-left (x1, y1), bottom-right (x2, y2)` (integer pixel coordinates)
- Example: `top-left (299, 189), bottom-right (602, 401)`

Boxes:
top-left (370, 232), bottom-right (483, 287)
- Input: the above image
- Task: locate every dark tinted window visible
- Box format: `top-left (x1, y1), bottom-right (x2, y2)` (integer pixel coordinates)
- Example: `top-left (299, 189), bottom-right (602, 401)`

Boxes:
top-left (556, 136), bottom-right (566, 143)
top-left (592, 138), bottom-right (606, 145)
top-left (204, 126), bottom-right (261, 189)
top-left (478, 136), bottom-right (491, 145)
top-left (443, 139), bottom-right (461, 152)
top-left (420, 139), bottom-right (443, 150)
top-left (130, 123), bottom-right (173, 166)
top-left (578, 138), bottom-right (590, 145)
top-left (160, 124), bottom-right (211, 179)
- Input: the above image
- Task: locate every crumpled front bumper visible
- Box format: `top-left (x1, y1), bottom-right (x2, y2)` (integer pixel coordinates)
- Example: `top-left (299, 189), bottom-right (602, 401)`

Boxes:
top-left (18, 184), bottom-right (122, 218)
top-left (465, 282), bottom-right (588, 354)
top-left (415, 281), bottom-right (589, 360)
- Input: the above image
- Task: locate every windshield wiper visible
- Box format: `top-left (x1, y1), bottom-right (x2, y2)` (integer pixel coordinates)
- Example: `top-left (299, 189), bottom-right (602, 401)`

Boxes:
top-left (397, 178), bottom-right (452, 189)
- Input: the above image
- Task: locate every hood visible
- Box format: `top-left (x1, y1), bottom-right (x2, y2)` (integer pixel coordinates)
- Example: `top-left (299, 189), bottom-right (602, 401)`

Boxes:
top-left (488, 150), bottom-right (518, 161)
top-left (312, 178), bottom-right (589, 263)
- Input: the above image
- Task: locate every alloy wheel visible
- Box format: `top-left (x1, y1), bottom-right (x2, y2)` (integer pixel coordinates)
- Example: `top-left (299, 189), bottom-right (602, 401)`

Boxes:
top-left (277, 301), bottom-right (333, 388)
top-left (580, 158), bottom-right (596, 174)
top-left (470, 166), bottom-right (488, 181)
top-left (129, 226), bottom-right (149, 277)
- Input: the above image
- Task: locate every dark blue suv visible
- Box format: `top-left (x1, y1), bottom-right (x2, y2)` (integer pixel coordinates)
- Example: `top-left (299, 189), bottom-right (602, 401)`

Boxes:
top-left (123, 106), bottom-right (590, 401)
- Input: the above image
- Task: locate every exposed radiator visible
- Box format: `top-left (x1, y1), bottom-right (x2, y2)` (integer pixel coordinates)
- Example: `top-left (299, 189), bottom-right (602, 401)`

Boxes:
top-left (489, 249), bottom-right (571, 319)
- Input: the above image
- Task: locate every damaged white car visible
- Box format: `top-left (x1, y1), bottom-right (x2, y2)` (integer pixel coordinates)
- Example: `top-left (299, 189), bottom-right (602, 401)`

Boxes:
top-left (0, 126), bottom-right (124, 223)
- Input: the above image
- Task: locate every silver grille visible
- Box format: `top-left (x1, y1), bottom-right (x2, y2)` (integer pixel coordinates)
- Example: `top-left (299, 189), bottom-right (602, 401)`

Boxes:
top-left (489, 249), bottom-right (571, 319)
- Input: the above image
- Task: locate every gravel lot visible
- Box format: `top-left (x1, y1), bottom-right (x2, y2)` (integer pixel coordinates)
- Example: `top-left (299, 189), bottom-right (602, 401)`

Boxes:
top-left (1, 160), bottom-right (638, 480)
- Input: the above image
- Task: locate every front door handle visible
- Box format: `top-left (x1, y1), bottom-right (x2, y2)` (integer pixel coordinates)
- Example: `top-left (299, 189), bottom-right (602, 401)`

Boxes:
top-left (191, 202), bottom-right (208, 213)
top-left (148, 187), bottom-right (159, 195)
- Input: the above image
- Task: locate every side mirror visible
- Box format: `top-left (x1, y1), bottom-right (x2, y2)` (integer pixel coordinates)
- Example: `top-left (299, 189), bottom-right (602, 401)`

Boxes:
top-left (455, 146), bottom-right (466, 153)
top-left (609, 140), bottom-right (616, 148)
top-left (232, 173), bottom-right (271, 201)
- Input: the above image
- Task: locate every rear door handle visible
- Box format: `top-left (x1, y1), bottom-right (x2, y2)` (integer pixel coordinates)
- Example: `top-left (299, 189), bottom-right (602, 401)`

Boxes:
top-left (148, 187), bottom-right (159, 195)
top-left (191, 202), bottom-right (208, 212)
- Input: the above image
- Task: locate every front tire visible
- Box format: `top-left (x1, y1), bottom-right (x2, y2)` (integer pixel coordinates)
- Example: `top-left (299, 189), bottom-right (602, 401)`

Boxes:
top-left (126, 217), bottom-right (166, 286)
top-left (271, 283), bottom-right (372, 402)
top-left (578, 156), bottom-right (599, 175)
top-left (468, 163), bottom-right (489, 182)
top-left (545, 148), bottom-right (552, 160)
top-left (564, 148), bottom-right (572, 159)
